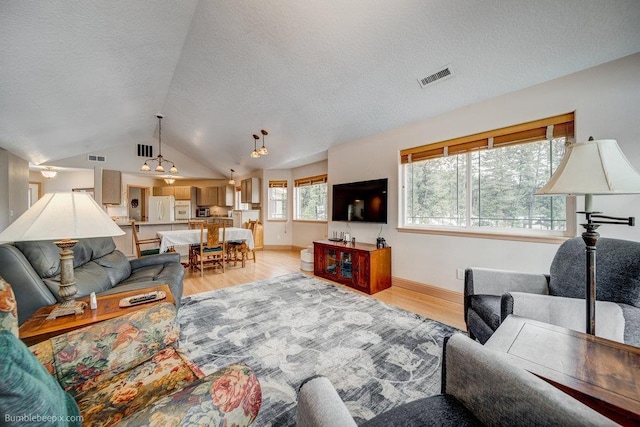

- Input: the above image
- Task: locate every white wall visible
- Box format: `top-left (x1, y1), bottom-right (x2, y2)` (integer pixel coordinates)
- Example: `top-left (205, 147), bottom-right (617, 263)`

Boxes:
top-left (328, 53), bottom-right (640, 293)
top-left (0, 149), bottom-right (29, 229)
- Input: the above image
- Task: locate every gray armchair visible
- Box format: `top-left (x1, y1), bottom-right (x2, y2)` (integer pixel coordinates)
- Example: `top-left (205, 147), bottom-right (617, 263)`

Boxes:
top-left (296, 333), bottom-right (612, 426)
top-left (464, 237), bottom-right (640, 346)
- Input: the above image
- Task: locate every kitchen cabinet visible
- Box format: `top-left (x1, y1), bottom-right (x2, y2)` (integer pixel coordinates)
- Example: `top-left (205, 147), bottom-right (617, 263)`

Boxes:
top-left (241, 178), bottom-right (261, 204)
top-left (313, 240), bottom-right (391, 294)
top-left (174, 186), bottom-right (194, 200)
top-left (196, 187), bottom-right (218, 206)
top-left (153, 187), bottom-right (174, 197)
top-left (153, 186), bottom-right (192, 199)
top-left (102, 169), bottom-right (122, 205)
top-left (217, 185), bottom-right (234, 207)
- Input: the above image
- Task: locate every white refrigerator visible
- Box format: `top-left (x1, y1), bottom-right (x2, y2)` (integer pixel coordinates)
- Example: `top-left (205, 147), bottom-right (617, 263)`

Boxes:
top-left (232, 210), bottom-right (260, 228)
top-left (148, 196), bottom-right (175, 222)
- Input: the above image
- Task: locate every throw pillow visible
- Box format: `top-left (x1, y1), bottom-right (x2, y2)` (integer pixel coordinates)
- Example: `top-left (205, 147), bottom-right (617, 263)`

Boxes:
top-left (0, 276), bottom-right (18, 336)
top-left (0, 331), bottom-right (81, 426)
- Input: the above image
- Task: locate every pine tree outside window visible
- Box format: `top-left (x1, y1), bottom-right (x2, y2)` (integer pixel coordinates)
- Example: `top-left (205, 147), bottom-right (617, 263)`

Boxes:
top-left (294, 175), bottom-right (328, 221)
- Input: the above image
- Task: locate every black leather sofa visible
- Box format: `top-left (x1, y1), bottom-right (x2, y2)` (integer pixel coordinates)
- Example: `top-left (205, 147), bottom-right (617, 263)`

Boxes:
top-left (0, 237), bottom-right (184, 324)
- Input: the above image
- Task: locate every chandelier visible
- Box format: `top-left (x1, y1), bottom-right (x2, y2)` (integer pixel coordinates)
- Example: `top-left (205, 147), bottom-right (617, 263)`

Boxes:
top-left (250, 129), bottom-right (269, 158)
top-left (140, 114), bottom-right (178, 175)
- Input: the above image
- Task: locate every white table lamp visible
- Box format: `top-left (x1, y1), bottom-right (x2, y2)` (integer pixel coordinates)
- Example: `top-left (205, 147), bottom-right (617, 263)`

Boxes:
top-left (536, 137), bottom-right (640, 334)
top-left (0, 192), bottom-right (125, 319)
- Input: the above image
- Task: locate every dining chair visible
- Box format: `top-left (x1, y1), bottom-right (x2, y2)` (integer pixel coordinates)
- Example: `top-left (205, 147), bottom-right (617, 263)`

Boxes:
top-left (188, 219), bottom-right (206, 229)
top-left (130, 220), bottom-right (161, 258)
top-left (192, 223), bottom-right (225, 276)
top-left (245, 220), bottom-right (260, 263)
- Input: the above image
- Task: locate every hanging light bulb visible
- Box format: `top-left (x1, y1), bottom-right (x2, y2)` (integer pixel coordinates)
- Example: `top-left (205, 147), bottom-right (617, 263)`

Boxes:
top-left (140, 114), bottom-right (179, 175)
top-left (228, 169), bottom-right (235, 185)
top-left (258, 129), bottom-right (269, 155)
top-left (251, 134), bottom-right (261, 158)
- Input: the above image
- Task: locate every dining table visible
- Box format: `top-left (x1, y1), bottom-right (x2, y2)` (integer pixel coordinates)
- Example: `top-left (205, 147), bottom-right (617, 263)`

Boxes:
top-left (157, 227), bottom-right (255, 253)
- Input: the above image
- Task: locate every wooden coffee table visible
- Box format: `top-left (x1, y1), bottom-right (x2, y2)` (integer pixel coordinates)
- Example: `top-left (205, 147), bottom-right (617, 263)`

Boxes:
top-left (19, 285), bottom-right (174, 346)
top-left (485, 315), bottom-right (640, 424)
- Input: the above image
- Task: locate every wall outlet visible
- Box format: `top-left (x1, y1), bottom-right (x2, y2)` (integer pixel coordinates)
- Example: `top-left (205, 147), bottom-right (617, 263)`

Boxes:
top-left (456, 268), bottom-right (464, 280)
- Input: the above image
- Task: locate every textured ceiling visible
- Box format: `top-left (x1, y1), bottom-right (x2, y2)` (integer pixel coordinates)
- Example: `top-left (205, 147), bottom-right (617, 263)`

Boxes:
top-left (1, 0), bottom-right (640, 178)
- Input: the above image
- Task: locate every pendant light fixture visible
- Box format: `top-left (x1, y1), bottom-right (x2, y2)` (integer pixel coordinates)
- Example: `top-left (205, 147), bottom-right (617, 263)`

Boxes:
top-left (258, 129), bottom-right (269, 155)
top-left (164, 178), bottom-right (176, 185)
top-left (251, 134), bottom-right (261, 158)
top-left (228, 169), bottom-right (235, 185)
top-left (140, 114), bottom-right (178, 175)
top-left (41, 167), bottom-right (57, 179)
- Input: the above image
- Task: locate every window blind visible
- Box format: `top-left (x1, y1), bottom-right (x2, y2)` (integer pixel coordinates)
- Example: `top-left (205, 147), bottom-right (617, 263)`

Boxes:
top-left (294, 174), bottom-right (327, 187)
top-left (400, 112), bottom-right (574, 164)
top-left (268, 180), bottom-right (288, 188)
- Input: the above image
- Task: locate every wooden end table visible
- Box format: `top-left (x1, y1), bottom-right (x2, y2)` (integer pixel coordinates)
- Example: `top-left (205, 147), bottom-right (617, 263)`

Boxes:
top-left (485, 315), bottom-right (640, 424)
top-left (19, 285), bottom-right (174, 346)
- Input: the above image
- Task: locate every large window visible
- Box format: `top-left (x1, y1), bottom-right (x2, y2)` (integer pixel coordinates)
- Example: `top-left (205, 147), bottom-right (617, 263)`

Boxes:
top-left (401, 113), bottom-right (574, 236)
top-left (268, 180), bottom-right (288, 220)
top-left (294, 174), bottom-right (328, 221)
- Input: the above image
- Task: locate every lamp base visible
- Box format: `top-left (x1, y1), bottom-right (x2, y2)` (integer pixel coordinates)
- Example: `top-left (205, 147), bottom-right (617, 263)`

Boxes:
top-left (46, 300), bottom-right (87, 320)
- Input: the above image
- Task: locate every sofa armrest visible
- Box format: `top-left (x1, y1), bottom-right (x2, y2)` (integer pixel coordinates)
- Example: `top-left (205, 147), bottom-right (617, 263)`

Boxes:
top-left (501, 292), bottom-right (625, 343)
top-left (48, 302), bottom-right (179, 398)
top-left (444, 334), bottom-right (614, 426)
top-left (297, 376), bottom-right (357, 427)
top-left (129, 252), bottom-right (181, 269)
top-left (465, 268), bottom-right (549, 297)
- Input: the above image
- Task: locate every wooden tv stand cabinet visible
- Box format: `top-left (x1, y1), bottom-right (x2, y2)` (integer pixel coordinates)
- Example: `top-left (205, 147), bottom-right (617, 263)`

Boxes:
top-left (313, 240), bottom-right (391, 294)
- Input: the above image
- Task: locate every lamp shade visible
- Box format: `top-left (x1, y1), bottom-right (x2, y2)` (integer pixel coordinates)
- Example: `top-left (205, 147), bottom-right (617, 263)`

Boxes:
top-left (0, 192), bottom-right (125, 243)
top-left (536, 139), bottom-right (640, 196)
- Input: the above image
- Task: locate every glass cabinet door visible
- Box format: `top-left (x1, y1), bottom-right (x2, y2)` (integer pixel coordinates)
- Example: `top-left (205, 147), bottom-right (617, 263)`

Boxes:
top-left (340, 251), bottom-right (353, 279)
top-left (324, 248), bottom-right (337, 275)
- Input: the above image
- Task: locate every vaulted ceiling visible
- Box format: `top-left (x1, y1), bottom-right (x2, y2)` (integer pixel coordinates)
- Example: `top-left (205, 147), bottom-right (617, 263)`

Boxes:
top-left (1, 1), bottom-right (639, 178)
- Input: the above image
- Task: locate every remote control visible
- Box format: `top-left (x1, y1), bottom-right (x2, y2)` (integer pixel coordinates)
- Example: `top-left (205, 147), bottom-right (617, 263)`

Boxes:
top-left (129, 292), bottom-right (158, 304)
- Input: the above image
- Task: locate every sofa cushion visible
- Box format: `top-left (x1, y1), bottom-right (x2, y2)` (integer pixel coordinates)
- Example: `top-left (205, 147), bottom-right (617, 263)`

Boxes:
top-left (43, 261), bottom-right (113, 300)
top-left (114, 363), bottom-right (261, 427)
top-left (75, 346), bottom-right (203, 426)
top-left (51, 302), bottom-right (179, 399)
top-left (14, 240), bottom-right (61, 278)
top-left (93, 250), bottom-right (132, 287)
top-left (0, 330), bottom-right (81, 426)
top-left (361, 394), bottom-right (480, 427)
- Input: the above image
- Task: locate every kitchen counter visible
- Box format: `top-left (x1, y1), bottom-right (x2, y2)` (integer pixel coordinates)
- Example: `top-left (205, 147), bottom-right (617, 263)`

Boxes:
top-left (115, 219), bottom-right (191, 226)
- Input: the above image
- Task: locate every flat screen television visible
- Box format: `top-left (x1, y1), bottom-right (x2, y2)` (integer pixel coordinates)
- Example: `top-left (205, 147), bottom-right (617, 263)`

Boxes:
top-left (332, 178), bottom-right (388, 223)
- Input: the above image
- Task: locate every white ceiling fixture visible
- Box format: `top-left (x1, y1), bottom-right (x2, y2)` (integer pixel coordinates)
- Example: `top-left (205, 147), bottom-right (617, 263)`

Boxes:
top-left (41, 167), bottom-right (57, 179)
top-left (228, 169), bottom-right (235, 185)
top-left (164, 178), bottom-right (175, 184)
top-left (140, 114), bottom-right (178, 175)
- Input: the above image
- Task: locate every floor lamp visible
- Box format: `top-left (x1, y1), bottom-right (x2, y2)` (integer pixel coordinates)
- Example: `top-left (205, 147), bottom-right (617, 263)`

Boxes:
top-left (0, 192), bottom-right (125, 319)
top-left (536, 138), bottom-right (640, 335)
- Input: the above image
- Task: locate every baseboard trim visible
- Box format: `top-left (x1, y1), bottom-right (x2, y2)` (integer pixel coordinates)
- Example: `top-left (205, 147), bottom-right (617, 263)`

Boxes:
top-left (392, 277), bottom-right (463, 305)
top-left (264, 245), bottom-right (295, 250)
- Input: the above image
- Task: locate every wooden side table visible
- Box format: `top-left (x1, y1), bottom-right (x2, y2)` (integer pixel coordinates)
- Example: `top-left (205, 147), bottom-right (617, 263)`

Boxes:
top-left (19, 285), bottom-right (174, 346)
top-left (485, 315), bottom-right (640, 424)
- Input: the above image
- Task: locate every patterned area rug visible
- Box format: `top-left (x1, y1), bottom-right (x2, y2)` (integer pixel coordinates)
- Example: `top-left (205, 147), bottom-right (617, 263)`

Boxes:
top-left (178, 273), bottom-right (460, 426)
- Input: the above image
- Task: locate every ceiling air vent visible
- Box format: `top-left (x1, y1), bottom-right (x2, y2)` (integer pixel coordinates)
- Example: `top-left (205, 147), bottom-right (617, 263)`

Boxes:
top-left (137, 144), bottom-right (153, 158)
top-left (418, 65), bottom-right (453, 89)
top-left (87, 154), bottom-right (106, 163)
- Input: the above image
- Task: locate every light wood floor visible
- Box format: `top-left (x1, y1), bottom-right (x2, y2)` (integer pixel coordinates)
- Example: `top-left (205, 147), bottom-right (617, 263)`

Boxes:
top-left (182, 249), bottom-right (466, 330)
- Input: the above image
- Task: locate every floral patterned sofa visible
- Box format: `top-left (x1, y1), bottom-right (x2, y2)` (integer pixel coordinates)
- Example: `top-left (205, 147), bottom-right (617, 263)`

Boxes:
top-left (0, 277), bottom-right (261, 426)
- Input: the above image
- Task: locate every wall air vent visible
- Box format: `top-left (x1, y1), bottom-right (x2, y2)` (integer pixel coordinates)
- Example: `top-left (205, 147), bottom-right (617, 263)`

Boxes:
top-left (87, 154), bottom-right (106, 163)
top-left (418, 65), bottom-right (453, 89)
top-left (137, 144), bottom-right (153, 158)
